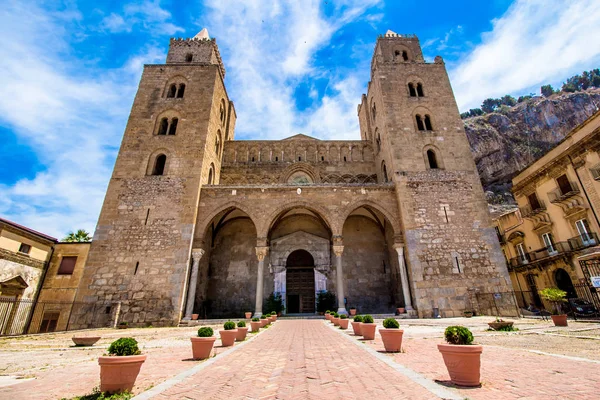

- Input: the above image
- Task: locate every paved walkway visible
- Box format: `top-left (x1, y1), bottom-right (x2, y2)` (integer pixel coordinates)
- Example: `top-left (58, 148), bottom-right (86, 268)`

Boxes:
top-left (152, 320), bottom-right (443, 399)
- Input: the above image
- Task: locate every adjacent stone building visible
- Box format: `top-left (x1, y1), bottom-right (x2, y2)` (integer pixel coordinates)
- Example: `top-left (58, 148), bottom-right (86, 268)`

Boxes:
top-left (72, 29), bottom-right (514, 327)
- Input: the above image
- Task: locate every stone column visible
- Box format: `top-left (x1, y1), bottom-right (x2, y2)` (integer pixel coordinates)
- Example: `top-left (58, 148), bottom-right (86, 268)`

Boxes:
top-left (393, 243), bottom-right (413, 311)
top-left (333, 244), bottom-right (348, 315)
top-left (254, 246), bottom-right (269, 317)
top-left (183, 248), bottom-right (205, 320)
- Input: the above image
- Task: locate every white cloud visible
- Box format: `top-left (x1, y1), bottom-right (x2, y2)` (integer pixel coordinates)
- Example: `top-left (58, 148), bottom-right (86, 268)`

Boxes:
top-left (451, 0), bottom-right (600, 110)
top-left (101, 0), bottom-right (184, 35)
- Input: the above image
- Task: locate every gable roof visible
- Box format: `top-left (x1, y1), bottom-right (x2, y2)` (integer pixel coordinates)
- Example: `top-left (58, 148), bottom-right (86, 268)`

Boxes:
top-left (281, 134), bottom-right (320, 141)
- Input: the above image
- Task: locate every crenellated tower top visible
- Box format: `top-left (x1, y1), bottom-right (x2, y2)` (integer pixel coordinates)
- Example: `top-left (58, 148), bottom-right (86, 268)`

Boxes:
top-left (166, 28), bottom-right (226, 78)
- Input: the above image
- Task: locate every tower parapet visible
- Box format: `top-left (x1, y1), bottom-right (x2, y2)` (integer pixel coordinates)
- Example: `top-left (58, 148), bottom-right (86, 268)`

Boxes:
top-left (166, 29), bottom-right (226, 78)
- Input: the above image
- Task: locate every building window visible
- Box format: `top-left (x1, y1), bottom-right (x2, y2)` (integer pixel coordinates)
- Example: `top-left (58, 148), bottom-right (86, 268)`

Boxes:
top-left (417, 83), bottom-right (424, 97)
top-left (408, 83), bottom-right (417, 97)
top-left (527, 193), bottom-right (542, 210)
top-left (371, 103), bottom-right (376, 121)
top-left (402, 51), bottom-right (408, 61)
top-left (576, 219), bottom-right (593, 243)
top-left (424, 115), bottom-right (433, 130)
top-left (515, 242), bottom-right (527, 263)
top-left (167, 84), bottom-right (177, 98)
top-left (541, 233), bottom-right (556, 254)
top-left (426, 149), bottom-right (438, 169)
top-left (416, 114), bottom-right (425, 131)
top-left (158, 118), bottom-right (169, 135)
top-left (39, 312), bottom-right (59, 333)
top-left (168, 118), bottom-right (178, 135)
top-left (382, 162), bottom-right (389, 182)
top-left (556, 174), bottom-right (574, 195)
top-left (220, 101), bottom-right (226, 125)
top-left (215, 131), bottom-right (222, 157)
top-left (18, 243), bottom-right (31, 255)
top-left (176, 84), bottom-right (186, 98)
top-left (152, 154), bottom-right (167, 176)
top-left (185, 53), bottom-right (193, 62)
top-left (58, 256), bottom-right (77, 275)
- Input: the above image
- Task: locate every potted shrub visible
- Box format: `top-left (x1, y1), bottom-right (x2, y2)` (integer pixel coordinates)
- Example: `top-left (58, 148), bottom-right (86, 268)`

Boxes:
top-left (351, 315), bottom-right (363, 336)
top-left (332, 313), bottom-right (340, 327)
top-left (192, 313), bottom-right (199, 320)
top-left (339, 314), bottom-right (349, 329)
top-left (72, 335), bottom-right (101, 346)
top-left (260, 314), bottom-right (269, 327)
top-left (191, 327), bottom-right (216, 360)
top-left (325, 310), bottom-right (331, 320)
top-left (487, 317), bottom-right (514, 331)
top-left (349, 307), bottom-right (357, 316)
top-left (379, 318), bottom-right (403, 352)
top-left (98, 337), bottom-right (146, 393)
top-left (539, 287), bottom-right (568, 326)
top-left (438, 326), bottom-right (482, 387)
top-left (463, 310), bottom-right (473, 318)
top-left (250, 317), bottom-right (261, 332)
top-left (117, 321), bottom-right (128, 329)
top-left (396, 307), bottom-right (405, 314)
top-left (236, 321), bottom-right (248, 341)
top-left (220, 321), bottom-right (238, 347)
top-left (245, 311), bottom-right (252, 319)
top-left (270, 311), bottom-right (277, 322)
top-left (361, 315), bottom-right (376, 340)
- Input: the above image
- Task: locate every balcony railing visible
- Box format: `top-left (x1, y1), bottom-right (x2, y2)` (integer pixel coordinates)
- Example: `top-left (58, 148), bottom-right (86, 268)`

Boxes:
top-left (548, 181), bottom-right (580, 203)
top-left (508, 232), bottom-right (598, 269)
top-left (590, 164), bottom-right (600, 181)
top-left (519, 200), bottom-right (547, 219)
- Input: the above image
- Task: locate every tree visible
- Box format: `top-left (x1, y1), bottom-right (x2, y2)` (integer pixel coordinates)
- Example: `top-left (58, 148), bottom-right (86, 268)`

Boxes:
top-left (62, 229), bottom-right (92, 242)
top-left (540, 84), bottom-right (555, 97)
top-left (500, 95), bottom-right (517, 107)
top-left (481, 98), bottom-right (500, 113)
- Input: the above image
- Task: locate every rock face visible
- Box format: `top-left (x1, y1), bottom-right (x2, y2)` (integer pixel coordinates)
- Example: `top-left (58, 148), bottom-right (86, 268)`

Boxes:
top-left (465, 89), bottom-right (600, 196)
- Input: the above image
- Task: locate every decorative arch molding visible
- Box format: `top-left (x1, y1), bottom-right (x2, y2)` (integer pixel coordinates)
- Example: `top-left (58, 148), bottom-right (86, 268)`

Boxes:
top-left (422, 144), bottom-right (445, 169)
top-left (259, 200), bottom-right (336, 238)
top-left (270, 231), bottom-right (331, 273)
top-left (146, 147), bottom-right (172, 175)
top-left (507, 231), bottom-right (525, 243)
top-left (162, 75), bottom-right (188, 97)
top-left (281, 163), bottom-right (319, 184)
top-left (154, 109), bottom-right (183, 136)
top-left (392, 45), bottom-right (413, 61)
top-left (339, 199), bottom-right (402, 237)
top-left (195, 201), bottom-right (259, 241)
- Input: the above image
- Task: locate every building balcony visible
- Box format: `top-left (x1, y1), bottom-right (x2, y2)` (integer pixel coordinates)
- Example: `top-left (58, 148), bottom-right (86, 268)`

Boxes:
top-left (590, 163), bottom-right (600, 181)
top-left (568, 232), bottom-right (599, 250)
top-left (548, 180), bottom-right (580, 203)
top-left (519, 200), bottom-right (547, 219)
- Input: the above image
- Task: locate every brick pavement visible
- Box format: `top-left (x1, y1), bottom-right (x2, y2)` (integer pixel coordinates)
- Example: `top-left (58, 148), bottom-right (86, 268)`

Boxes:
top-left (152, 320), bottom-right (444, 400)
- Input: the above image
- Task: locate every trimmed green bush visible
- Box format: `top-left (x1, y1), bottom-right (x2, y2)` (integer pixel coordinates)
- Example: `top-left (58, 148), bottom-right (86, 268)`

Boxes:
top-left (260, 315), bottom-right (267, 319)
top-left (197, 327), bottom-right (214, 337)
top-left (224, 321), bottom-right (236, 330)
top-left (444, 326), bottom-right (474, 345)
top-left (353, 315), bottom-right (363, 322)
top-left (270, 311), bottom-right (276, 315)
top-left (325, 310), bottom-right (331, 314)
top-left (237, 321), bottom-right (246, 328)
top-left (340, 314), bottom-right (347, 319)
top-left (108, 337), bottom-right (140, 356)
top-left (383, 318), bottom-right (399, 329)
top-left (333, 313), bottom-right (339, 318)
top-left (362, 315), bottom-right (374, 323)
top-left (252, 317), bottom-right (260, 322)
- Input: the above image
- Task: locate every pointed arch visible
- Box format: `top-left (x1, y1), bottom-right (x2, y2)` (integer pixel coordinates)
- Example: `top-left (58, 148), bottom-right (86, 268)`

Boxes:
top-left (340, 199), bottom-right (402, 238)
top-left (258, 201), bottom-right (336, 239)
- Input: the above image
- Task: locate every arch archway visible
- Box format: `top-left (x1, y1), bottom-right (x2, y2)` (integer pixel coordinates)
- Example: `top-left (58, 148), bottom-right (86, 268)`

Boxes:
top-left (555, 268), bottom-right (576, 299)
top-left (285, 250), bottom-right (316, 313)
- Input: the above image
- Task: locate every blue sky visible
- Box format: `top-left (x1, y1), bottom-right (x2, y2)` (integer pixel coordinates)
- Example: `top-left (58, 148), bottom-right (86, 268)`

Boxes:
top-left (2, 0), bottom-right (600, 238)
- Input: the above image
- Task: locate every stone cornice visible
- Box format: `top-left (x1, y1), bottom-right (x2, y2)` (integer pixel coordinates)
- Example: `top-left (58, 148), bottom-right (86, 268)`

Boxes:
top-left (0, 248), bottom-right (47, 270)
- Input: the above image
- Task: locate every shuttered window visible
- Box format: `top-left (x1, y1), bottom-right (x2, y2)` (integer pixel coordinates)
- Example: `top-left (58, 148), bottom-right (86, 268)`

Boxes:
top-left (57, 256), bottom-right (77, 275)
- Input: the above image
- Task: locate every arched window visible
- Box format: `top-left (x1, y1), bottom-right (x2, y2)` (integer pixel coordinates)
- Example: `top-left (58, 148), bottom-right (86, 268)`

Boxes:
top-left (167, 84), bottom-right (177, 98)
top-left (158, 118), bottom-right (169, 135)
top-left (185, 53), bottom-right (193, 62)
top-left (424, 115), bottom-right (433, 131)
top-left (343, 156), bottom-right (347, 162)
top-left (402, 51), bottom-right (408, 61)
top-left (376, 131), bottom-right (381, 153)
top-left (417, 83), bottom-right (424, 97)
top-left (382, 162), bottom-right (389, 182)
top-left (168, 118), bottom-right (178, 135)
top-left (207, 168), bottom-right (213, 184)
top-left (219, 100), bottom-right (226, 126)
top-left (408, 83), bottom-right (417, 97)
top-left (275, 156), bottom-right (279, 161)
top-left (427, 150), bottom-right (438, 169)
top-left (371, 103), bottom-right (376, 121)
top-left (214, 131), bottom-right (222, 157)
top-left (152, 154), bottom-right (166, 176)
top-left (321, 156), bottom-right (324, 161)
top-left (298, 156), bottom-right (302, 161)
top-left (416, 115), bottom-right (425, 131)
top-left (176, 84), bottom-right (185, 98)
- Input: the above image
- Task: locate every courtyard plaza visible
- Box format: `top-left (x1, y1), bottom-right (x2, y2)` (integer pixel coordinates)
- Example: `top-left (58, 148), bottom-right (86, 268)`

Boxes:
top-left (0, 317), bottom-right (598, 399)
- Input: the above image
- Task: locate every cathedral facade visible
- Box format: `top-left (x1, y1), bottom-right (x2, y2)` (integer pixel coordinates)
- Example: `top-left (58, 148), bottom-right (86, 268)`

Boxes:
top-left (71, 29), bottom-right (514, 328)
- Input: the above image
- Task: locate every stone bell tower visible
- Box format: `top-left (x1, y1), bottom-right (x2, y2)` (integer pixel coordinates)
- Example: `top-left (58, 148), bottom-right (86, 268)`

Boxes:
top-left (72, 29), bottom-right (236, 328)
top-left (358, 30), bottom-right (513, 317)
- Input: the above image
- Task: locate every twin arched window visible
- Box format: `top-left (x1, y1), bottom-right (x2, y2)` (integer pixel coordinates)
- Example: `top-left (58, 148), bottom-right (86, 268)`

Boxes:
top-left (394, 50), bottom-right (409, 61)
top-left (408, 82), bottom-right (424, 97)
top-left (416, 114), bottom-right (433, 131)
top-left (157, 117), bottom-right (178, 135)
top-left (152, 154), bottom-right (166, 176)
top-left (166, 83), bottom-right (186, 99)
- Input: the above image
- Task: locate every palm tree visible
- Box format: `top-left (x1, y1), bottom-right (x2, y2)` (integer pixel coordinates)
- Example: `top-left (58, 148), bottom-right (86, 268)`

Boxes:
top-left (62, 229), bottom-right (92, 242)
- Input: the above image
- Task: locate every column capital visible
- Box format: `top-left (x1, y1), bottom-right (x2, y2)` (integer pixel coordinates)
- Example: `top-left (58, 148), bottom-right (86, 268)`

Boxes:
top-left (393, 243), bottom-right (404, 253)
top-left (256, 237), bottom-right (269, 247)
top-left (255, 246), bottom-right (269, 261)
top-left (332, 235), bottom-right (343, 246)
top-left (191, 248), bottom-right (205, 259)
top-left (332, 245), bottom-right (344, 257)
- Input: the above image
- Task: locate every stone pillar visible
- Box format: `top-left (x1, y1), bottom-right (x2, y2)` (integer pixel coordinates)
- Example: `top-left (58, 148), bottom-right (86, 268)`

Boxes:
top-left (183, 248), bottom-right (205, 320)
top-left (254, 246), bottom-right (269, 317)
top-left (333, 244), bottom-right (348, 315)
top-left (393, 243), bottom-right (413, 311)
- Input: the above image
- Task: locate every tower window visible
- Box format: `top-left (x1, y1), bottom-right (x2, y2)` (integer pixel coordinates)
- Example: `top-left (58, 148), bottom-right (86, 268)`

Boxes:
top-left (167, 84), bottom-right (177, 98)
top-left (168, 118), bottom-right (178, 135)
top-left (275, 156), bottom-right (278, 161)
top-left (176, 84), bottom-right (185, 98)
top-left (321, 156), bottom-right (324, 161)
top-left (408, 83), bottom-right (417, 97)
top-left (371, 103), bottom-right (376, 121)
top-left (207, 167), bottom-right (213, 184)
top-left (215, 131), bottom-right (222, 157)
top-left (382, 162), bottom-right (389, 182)
top-left (251, 157), bottom-right (255, 162)
top-left (343, 156), bottom-right (347, 162)
top-left (158, 118), bottom-right (169, 135)
top-left (416, 115), bottom-right (425, 131)
top-left (417, 83), bottom-right (424, 97)
top-left (152, 154), bottom-right (166, 176)
top-left (219, 101), bottom-right (226, 125)
top-left (376, 131), bottom-right (381, 153)
top-left (424, 115), bottom-right (433, 131)
top-left (185, 53), bottom-right (193, 62)
top-left (427, 150), bottom-right (438, 169)
top-left (298, 156), bottom-right (301, 161)
top-left (402, 51), bottom-right (408, 61)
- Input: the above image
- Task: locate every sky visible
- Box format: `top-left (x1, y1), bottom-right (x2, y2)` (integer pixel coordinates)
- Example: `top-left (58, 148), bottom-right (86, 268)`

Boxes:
top-left (2, 0), bottom-right (600, 238)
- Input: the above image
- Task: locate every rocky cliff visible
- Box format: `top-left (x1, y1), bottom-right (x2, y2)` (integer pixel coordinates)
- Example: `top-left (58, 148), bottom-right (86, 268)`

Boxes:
top-left (465, 89), bottom-right (600, 201)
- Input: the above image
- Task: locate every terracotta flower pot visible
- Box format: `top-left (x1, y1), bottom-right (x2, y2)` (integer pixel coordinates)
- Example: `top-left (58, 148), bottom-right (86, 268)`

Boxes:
top-left (351, 321), bottom-right (362, 336)
top-left (271, 315), bottom-right (277, 322)
top-left (236, 327), bottom-right (249, 342)
top-left (332, 317), bottom-right (340, 326)
top-left (220, 329), bottom-right (238, 347)
top-left (250, 321), bottom-right (261, 332)
top-left (551, 314), bottom-right (568, 327)
top-left (379, 328), bottom-right (404, 352)
top-left (339, 319), bottom-right (349, 329)
top-left (245, 312), bottom-right (252, 319)
top-left (268, 315), bottom-right (275, 323)
top-left (361, 323), bottom-right (376, 340)
top-left (72, 336), bottom-right (101, 346)
top-left (260, 318), bottom-right (268, 327)
top-left (325, 314), bottom-right (331, 320)
top-left (191, 314), bottom-right (199, 320)
top-left (349, 309), bottom-right (357, 316)
top-left (98, 354), bottom-right (146, 393)
top-left (487, 321), bottom-right (513, 331)
top-left (437, 344), bottom-right (483, 387)
top-left (397, 307), bottom-right (405, 314)
top-left (190, 337), bottom-right (216, 360)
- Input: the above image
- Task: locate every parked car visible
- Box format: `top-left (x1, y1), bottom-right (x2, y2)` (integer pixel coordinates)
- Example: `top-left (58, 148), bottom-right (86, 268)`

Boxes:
top-left (568, 298), bottom-right (598, 317)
